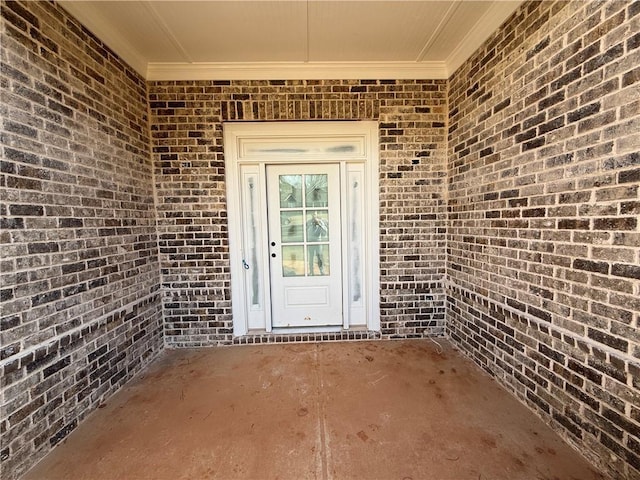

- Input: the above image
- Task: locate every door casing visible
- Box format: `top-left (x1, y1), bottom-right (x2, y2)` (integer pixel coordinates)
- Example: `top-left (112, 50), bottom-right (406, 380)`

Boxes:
top-left (224, 121), bottom-right (380, 336)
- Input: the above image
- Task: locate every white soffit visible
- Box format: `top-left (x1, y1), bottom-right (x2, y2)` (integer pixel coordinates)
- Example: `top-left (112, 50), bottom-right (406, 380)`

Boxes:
top-left (58, 1), bottom-right (523, 81)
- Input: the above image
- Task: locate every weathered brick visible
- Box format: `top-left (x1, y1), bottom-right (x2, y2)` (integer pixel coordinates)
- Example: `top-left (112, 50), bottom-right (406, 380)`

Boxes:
top-left (2, 2), bottom-right (164, 479)
top-left (27, 242), bottom-right (59, 254)
top-left (2, 0), bottom-right (39, 28)
top-left (8, 204), bottom-right (44, 216)
top-left (558, 219), bottom-right (589, 229)
top-left (567, 102), bottom-right (601, 123)
top-left (611, 263), bottom-right (640, 280)
top-left (573, 259), bottom-right (609, 274)
top-left (523, 137), bottom-right (546, 151)
top-left (588, 329), bottom-right (629, 353)
top-left (628, 31), bottom-right (640, 51)
top-left (593, 217), bottom-right (637, 230)
top-left (42, 356), bottom-right (71, 378)
top-left (603, 408), bottom-right (640, 439)
top-left (493, 98), bottom-right (511, 114)
top-left (49, 419), bottom-right (78, 447)
top-left (618, 168), bottom-right (640, 184)
top-left (538, 116), bottom-right (565, 134)
top-left (447, 2), bottom-right (640, 479)
top-left (3, 2), bottom-right (639, 480)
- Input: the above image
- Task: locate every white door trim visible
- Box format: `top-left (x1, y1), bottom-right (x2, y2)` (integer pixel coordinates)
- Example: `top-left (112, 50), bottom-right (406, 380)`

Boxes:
top-left (224, 121), bottom-right (380, 336)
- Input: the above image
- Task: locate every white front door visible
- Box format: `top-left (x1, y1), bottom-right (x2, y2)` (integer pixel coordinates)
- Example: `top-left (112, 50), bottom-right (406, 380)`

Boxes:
top-left (266, 164), bottom-right (343, 327)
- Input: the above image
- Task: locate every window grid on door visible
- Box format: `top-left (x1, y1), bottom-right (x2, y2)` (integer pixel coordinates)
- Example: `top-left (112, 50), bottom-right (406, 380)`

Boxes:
top-left (278, 174), bottom-right (330, 277)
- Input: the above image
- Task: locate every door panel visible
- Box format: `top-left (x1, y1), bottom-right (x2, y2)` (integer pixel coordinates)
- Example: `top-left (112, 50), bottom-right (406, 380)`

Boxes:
top-left (267, 164), bottom-right (342, 327)
top-left (285, 286), bottom-right (328, 306)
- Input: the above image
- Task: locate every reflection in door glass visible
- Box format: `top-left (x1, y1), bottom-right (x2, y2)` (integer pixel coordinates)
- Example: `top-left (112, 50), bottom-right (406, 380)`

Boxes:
top-left (305, 210), bottom-right (329, 242)
top-left (280, 211), bottom-right (303, 243)
top-left (282, 245), bottom-right (305, 277)
top-left (307, 210), bottom-right (329, 276)
top-left (305, 174), bottom-right (328, 208)
top-left (276, 173), bottom-right (332, 278)
top-left (279, 175), bottom-right (302, 208)
top-left (307, 245), bottom-right (330, 276)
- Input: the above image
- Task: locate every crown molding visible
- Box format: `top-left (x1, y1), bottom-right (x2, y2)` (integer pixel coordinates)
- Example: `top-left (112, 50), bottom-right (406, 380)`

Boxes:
top-left (445, 1), bottom-right (522, 76)
top-left (416, 2), bottom-right (460, 62)
top-left (146, 61), bottom-right (448, 81)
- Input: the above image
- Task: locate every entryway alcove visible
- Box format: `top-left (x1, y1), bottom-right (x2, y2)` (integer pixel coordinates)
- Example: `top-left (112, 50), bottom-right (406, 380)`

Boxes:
top-left (224, 121), bottom-right (381, 336)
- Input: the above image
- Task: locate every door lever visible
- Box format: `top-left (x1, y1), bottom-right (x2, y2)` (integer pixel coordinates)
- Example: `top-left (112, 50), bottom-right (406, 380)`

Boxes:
top-left (242, 259), bottom-right (250, 270)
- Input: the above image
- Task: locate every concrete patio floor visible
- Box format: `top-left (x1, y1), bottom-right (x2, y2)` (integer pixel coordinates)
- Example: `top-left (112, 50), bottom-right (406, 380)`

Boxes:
top-left (23, 340), bottom-right (605, 480)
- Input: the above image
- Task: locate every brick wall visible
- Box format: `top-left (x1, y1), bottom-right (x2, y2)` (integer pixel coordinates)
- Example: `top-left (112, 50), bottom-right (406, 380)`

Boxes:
top-left (2, 0), bottom-right (639, 479)
top-left (447, 1), bottom-right (640, 479)
top-left (0, 2), bottom-right (163, 479)
top-left (148, 80), bottom-right (448, 346)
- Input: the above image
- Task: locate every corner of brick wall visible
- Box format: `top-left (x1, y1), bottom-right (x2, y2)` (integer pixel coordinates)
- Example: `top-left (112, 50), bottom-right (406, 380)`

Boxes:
top-left (0, 2), bottom-right (163, 478)
top-left (447, 1), bottom-right (640, 478)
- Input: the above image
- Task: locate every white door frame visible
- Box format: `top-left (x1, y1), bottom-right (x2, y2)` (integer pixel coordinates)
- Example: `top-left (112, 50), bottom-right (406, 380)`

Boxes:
top-left (224, 121), bottom-right (380, 336)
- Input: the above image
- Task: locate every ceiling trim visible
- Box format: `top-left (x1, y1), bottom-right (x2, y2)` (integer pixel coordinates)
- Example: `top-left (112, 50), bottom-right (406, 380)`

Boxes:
top-left (445, 1), bottom-right (521, 76)
top-left (141, 1), bottom-right (193, 63)
top-left (416, 2), bottom-right (460, 63)
top-left (60, 0), bottom-right (523, 82)
top-left (146, 61), bottom-right (449, 81)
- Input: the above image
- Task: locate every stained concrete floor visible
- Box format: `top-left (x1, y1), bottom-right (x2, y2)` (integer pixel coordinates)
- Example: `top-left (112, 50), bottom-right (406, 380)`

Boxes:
top-left (24, 340), bottom-right (605, 480)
